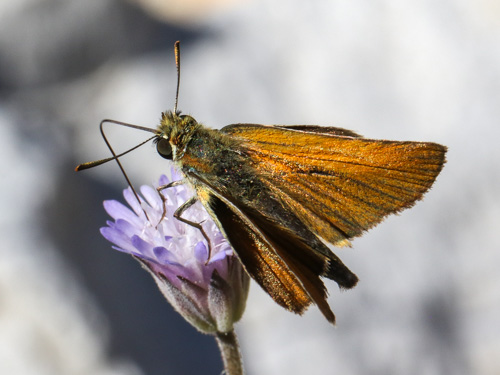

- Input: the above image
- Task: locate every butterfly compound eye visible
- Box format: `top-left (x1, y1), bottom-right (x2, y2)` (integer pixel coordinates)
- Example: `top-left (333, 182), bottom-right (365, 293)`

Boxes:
top-left (156, 138), bottom-right (173, 159)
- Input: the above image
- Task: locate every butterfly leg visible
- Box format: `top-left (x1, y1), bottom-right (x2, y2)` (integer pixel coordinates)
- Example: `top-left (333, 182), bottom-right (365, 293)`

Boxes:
top-left (173, 197), bottom-right (212, 263)
top-left (156, 180), bottom-right (185, 225)
top-left (156, 182), bottom-right (212, 262)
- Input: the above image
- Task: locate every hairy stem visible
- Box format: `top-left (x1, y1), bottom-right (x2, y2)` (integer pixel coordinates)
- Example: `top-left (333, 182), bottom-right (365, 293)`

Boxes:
top-left (215, 330), bottom-right (244, 375)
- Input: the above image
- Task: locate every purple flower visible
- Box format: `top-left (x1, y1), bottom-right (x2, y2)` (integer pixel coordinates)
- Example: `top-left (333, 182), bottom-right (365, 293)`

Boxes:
top-left (101, 169), bottom-right (249, 334)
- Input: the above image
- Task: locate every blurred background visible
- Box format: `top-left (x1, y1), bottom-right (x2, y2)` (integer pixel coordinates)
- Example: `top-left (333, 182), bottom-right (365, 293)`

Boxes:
top-left (1, 0), bottom-right (499, 374)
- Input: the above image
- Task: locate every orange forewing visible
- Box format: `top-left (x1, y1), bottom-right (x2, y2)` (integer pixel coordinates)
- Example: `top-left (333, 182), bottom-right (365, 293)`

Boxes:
top-left (222, 124), bottom-right (446, 247)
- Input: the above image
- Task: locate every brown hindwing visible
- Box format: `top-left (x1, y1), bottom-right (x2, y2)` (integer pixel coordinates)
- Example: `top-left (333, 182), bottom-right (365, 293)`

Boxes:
top-left (198, 181), bottom-right (338, 323)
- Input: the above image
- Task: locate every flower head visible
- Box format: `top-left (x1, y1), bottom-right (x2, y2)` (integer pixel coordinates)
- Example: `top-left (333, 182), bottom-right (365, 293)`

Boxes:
top-left (100, 169), bottom-right (249, 334)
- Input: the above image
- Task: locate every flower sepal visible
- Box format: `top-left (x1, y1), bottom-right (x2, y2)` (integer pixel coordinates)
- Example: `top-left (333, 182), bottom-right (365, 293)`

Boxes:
top-left (137, 257), bottom-right (217, 333)
top-left (138, 256), bottom-right (249, 335)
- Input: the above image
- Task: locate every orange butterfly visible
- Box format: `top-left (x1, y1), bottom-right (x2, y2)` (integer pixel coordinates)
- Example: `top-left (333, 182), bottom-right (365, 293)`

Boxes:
top-left (77, 42), bottom-right (446, 323)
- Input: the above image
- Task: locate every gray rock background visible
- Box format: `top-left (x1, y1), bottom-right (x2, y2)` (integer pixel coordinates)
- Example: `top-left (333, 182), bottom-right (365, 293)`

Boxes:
top-left (1, 0), bottom-right (498, 374)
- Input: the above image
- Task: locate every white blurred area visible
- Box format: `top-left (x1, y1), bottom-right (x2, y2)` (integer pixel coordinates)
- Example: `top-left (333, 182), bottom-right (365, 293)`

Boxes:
top-left (129, 0), bottom-right (247, 24)
top-left (1, 0), bottom-right (499, 374)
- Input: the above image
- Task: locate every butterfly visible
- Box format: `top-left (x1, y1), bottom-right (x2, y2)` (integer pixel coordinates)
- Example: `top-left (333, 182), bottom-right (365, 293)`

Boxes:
top-left (77, 42), bottom-right (447, 323)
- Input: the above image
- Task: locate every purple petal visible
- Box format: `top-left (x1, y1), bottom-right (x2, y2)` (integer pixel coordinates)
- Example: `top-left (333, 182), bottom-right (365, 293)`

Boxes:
top-left (153, 246), bottom-right (180, 265)
top-left (123, 188), bottom-right (145, 217)
top-left (209, 250), bottom-right (229, 263)
top-left (103, 200), bottom-right (142, 227)
top-left (131, 235), bottom-right (154, 259)
top-left (100, 227), bottom-right (135, 253)
top-left (110, 245), bottom-right (125, 252)
top-left (194, 242), bottom-right (208, 262)
top-left (141, 185), bottom-right (162, 210)
top-left (113, 219), bottom-right (140, 238)
top-left (170, 168), bottom-right (183, 182)
top-left (158, 174), bottom-right (170, 186)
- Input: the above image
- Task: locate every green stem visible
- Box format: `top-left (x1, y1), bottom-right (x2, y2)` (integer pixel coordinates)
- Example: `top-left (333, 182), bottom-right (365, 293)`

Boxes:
top-left (215, 330), bottom-right (244, 375)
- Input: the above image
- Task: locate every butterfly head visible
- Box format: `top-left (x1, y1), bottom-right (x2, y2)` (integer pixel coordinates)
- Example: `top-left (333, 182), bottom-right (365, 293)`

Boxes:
top-left (156, 110), bottom-right (200, 161)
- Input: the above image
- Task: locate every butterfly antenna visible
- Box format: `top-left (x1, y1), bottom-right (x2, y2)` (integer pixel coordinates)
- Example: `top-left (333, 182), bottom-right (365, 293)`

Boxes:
top-left (75, 135), bottom-right (154, 171)
top-left (173, 41), bottom-right (181, 114)
top-left (95, 119), bottom-right (155, 222)
top-left (76, 119), bottom-right (158, 171)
